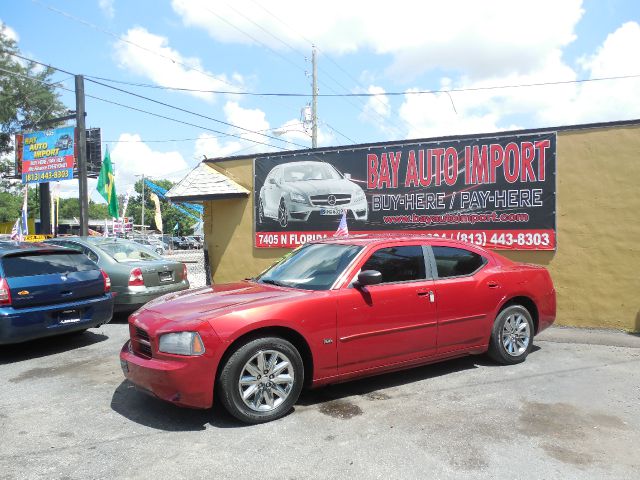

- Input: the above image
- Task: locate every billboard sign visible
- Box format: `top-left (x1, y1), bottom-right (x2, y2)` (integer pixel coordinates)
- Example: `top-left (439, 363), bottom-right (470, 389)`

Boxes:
top-left (112, 217), bottom-right (133, 234)
top-left (19, 126), bottom-right (76, 184)
top-left (254, 132), bottom-right (556, 250)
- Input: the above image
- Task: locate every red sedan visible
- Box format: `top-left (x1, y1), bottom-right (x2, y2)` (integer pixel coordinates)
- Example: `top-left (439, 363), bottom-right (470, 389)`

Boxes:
top-left (120, 236), bottom-right (555, 423)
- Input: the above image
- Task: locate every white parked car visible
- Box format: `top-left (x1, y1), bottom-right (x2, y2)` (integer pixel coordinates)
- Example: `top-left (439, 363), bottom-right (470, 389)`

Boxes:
top-left (258, 161), bottom-right (368, 228)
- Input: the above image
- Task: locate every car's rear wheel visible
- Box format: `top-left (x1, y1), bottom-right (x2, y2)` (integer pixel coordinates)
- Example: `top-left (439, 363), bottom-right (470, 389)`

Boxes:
top-left (258, 200), bottom-right (265, 224)
top-left (278, 199), bottom-right (288, 228)
top-left (218, 337), bottom-right (304, 424)
top-left (488, 304), bottom-right (534, 365)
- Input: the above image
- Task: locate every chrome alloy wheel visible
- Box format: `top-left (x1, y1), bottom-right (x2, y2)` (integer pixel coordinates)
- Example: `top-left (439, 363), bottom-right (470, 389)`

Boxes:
top-left (278, 201), bottom-right (288, 228)
top-left (238, 350), bottom-right (295, 412)
top-left (501, 313), bottom-right (531, 356)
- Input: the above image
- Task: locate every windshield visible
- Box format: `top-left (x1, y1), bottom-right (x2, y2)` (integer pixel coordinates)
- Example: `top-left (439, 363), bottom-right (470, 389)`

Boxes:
top-left (283, 163), bottom-right (341, 182)
top-left (255, 243), bottom-right (362, 290)
top-left (91, 240), bottom-right (161, 262)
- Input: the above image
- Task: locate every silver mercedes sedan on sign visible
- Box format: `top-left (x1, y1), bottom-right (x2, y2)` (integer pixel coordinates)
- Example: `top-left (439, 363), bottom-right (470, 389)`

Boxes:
top-left (258, 161), bottom-right (368, 228)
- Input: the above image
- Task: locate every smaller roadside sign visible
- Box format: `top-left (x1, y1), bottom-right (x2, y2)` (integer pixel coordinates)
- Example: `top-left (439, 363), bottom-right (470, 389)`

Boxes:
top-left (24, 234), bottom-right (54, 242)
top-left (20, 126), bottom-right (76, 184)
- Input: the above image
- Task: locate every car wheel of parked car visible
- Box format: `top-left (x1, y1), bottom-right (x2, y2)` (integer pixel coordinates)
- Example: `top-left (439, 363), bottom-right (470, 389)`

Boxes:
top-left (218, 337), bottom-right (304, 424)
top-left (488, 304), bottom-right (534, 365)
top-left (278, 199), bottom-right (288, 228)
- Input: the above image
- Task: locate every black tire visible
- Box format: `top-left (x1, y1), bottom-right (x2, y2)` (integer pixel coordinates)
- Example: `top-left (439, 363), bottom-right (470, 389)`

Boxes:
top-left (278, 199), bottom-right (288, 228)
top-left (217, 337), bottom-right (304, 424)
top-left (488, 305), bottom-right (534, 365)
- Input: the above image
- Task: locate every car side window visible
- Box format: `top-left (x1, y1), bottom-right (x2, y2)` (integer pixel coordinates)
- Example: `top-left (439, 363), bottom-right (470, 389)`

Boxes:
top-left (361, 246), bottom-right (426, 284)
top-left (83, 247), bottom-right (99, 263)
top-left (55, 241), bottom-right (83, 252)
top-left (432, 246), bottom-right (486, 278)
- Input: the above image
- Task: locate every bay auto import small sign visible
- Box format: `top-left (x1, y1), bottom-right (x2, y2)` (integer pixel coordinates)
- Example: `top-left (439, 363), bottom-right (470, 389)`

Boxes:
top-left (18, 126), bottom-right (76, 184)
top-left (254, 131), bottom-right (556, 250)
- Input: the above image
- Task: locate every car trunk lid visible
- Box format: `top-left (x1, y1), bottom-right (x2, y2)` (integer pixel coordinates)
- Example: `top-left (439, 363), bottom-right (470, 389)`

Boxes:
top-left (2, 251), bottom-right (104, 308)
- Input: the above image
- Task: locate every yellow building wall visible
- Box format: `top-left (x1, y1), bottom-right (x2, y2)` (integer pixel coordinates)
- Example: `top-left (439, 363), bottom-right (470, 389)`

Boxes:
top-left (205, 124), bottom-right (640, 332)
top-left (0, 218), bottom-right (37, 236)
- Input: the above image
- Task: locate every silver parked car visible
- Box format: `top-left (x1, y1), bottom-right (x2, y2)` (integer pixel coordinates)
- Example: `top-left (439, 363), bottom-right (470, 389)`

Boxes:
top-left (258, 161), bottom-right (368, 228)
top-left (44, 237), bottom-right (189, 313)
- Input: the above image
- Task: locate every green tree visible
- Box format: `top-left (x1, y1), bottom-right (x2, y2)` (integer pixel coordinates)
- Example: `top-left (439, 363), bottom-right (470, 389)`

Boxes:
top-left (127, 179), bottom-right (198, 235)
top-left (0, 23), bottom-right (67, 223)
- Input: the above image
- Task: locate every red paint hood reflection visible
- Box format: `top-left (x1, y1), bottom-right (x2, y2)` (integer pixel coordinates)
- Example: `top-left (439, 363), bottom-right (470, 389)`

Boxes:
top-left (142, 281), bottom-right (304, 321)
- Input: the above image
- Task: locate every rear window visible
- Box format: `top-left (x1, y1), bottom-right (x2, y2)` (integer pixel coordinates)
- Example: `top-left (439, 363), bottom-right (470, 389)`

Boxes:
top-left (95, 242), bottom-right (161, 262)
top-left (1, 252), bottom-right (98, 278)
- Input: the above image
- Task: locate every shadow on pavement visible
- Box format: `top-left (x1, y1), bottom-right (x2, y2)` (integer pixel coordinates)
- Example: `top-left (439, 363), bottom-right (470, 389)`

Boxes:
top-left (110, 312), bottom-right (133, 324)
top-left (111, 346), bottom-right (544, 430)
top-left (299, 346), bottom-right (541, 406)
top-left (110, 380), bottom-right (244, 431)
top-left (0, 330), bottom-right (108, 365)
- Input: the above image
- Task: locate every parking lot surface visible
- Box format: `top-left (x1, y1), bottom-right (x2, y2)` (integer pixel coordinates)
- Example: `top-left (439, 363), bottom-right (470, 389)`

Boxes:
top-left (1, 322), bottom-right (639, 480)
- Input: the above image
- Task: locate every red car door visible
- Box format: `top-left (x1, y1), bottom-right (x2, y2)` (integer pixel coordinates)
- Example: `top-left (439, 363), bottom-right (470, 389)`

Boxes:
top-left (428, 245), bottom-right (503, 354)
top-left (336, 245), bottom-right (437, 375)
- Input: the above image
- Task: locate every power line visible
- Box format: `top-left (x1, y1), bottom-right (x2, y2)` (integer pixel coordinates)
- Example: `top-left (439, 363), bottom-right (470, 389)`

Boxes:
top-left (0, 66), bottom-right (294, 152)
top-left (244, 0), bottom-right (409, 138)
top-left (319, 119), bottom-right (356, 144)
top-left (102, 123), bottom-right (306, 143)
top-left (85, 78), bottom-right (309, 149)
top-left (2, 52), bottom-right (310, 149)
top-left (81, 71), bottom-right (640, 97)
top-left (200, 4), bottom-right (307, 75)
top-left (30, 0), bottom-right (242, 90)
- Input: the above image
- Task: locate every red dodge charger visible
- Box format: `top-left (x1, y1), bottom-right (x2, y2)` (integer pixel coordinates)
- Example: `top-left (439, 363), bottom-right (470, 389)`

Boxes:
top-left (120, 236), bottom-right (555, 423)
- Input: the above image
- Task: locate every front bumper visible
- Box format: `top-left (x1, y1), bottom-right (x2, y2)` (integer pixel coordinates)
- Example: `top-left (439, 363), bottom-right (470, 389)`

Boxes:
top-left (120, 341), bottom-right (217, 408)
top-left (287, 198), bottom-right (368, 222)
top-left (0, 294), bottom-right (113, 345)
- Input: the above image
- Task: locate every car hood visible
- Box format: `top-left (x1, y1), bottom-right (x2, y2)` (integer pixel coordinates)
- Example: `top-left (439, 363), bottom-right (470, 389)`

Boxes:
top-left (287, 179), bottom-right (362, 196)
top-left (141, 281), bottom-right (308, 323)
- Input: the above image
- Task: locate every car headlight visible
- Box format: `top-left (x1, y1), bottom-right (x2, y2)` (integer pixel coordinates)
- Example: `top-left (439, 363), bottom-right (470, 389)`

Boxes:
top-left (158, 332), bottom-right (205, 356)
top-left (352, 190), bottom-right (366, 202)
top-left (290, 192), bottom-right (307, 203)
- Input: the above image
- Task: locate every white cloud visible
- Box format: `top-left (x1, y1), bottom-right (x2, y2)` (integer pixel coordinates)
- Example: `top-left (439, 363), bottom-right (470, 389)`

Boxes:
top-left (194, 133), bottom-right (243, 160)
top-left (171, 0), bottom-right (583, 80)
top-left (114, 27), bottom-right (243, 102)
top-left (398, 21), bottom-right (640, 138)
top-left (0, 19), bottom-right (18, 42)
top-left (98, 0), bottom-right (115, 19)
top-left (110, 133), bottom-right (191, 190)
top-left (360, 86), bottom-right (390, 121)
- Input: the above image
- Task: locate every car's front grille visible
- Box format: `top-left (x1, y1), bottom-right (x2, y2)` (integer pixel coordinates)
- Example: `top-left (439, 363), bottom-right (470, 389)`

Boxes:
top-left (309, 194), bottom-right (351, 206)
top-left (133, 327), bottom-right (152, 358)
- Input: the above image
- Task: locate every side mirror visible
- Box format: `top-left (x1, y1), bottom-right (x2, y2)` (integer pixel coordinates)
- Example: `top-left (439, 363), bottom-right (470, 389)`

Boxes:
top-left (344, 172), bottom-right (352, 180)
top-left (268, 178), bottom-right (276, 184)
top-left (356, 270), bottom-right (382, 287)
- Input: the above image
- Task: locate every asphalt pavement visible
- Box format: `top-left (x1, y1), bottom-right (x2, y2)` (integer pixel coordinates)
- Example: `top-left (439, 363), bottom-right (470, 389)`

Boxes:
top-left (1, 322), bottom-right (639, 480)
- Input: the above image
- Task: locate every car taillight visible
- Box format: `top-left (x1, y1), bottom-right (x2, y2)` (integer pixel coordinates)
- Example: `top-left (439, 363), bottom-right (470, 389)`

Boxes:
top-left (128, 267), bottom-right (144, 287)
top-left (101, 269), bottom-right (111, 293)
top-left (0, 278), bottom-right (11, 306)
top-left (182, 263), bottom-right (188, 281)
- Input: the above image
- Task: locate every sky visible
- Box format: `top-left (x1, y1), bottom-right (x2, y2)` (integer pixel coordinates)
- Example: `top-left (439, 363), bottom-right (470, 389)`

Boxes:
top-left (1, 0), bottom-right (640, 201)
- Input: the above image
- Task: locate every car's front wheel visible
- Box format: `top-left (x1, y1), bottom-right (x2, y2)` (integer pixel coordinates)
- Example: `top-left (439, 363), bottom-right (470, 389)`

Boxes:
top-left (278, 199), bottom-right (288, 228)
top-left (217, 337), bottom-right (304, 424)
top-left (488, 304), bottom-right (534, 365)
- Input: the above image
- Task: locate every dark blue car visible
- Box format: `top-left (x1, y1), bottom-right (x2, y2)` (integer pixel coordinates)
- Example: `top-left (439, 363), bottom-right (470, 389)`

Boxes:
top-left (0, 242), bottom-right (114, 344)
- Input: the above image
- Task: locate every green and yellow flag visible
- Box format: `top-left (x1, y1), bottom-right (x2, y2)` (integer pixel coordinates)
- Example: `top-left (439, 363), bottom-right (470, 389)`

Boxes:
top-left (96, 146), bottom-right (119, 218)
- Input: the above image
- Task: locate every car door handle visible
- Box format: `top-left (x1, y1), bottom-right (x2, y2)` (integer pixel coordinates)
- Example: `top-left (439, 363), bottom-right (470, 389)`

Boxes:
top-left (417, 290), bottom-right (435, 302)
top-left (487, 281), bottom-right (500, 289)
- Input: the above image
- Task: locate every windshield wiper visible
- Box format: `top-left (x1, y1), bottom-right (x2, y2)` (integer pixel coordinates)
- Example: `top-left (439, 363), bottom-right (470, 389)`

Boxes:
top-left (259, 279), bottom-right (288, 287)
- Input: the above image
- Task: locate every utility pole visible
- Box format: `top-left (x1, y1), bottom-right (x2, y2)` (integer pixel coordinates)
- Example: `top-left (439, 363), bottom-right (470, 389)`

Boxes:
top-left (138, 174), bottom-right (145, 235)
top-left (311, 45), bottom-right (318, 148)
top-left (75, 75), bottom-right (89, 237)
